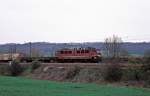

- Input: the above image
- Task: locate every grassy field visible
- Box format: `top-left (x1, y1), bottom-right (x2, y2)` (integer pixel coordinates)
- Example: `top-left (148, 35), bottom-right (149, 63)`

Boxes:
top-left (0, 76), bottom-right (150, 96)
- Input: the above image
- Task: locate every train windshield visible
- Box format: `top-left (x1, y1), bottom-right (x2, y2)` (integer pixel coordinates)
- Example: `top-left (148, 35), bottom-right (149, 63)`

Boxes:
top-left (97, 50), bottom-right (101, 55)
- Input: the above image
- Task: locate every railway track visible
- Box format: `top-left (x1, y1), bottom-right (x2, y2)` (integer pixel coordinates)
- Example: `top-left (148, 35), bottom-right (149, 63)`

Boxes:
top-left (0, 62), bottom-right (143, 69)
top-left (0, 63), bottom-right (143, 69)
top-left (41, 63), bottom-right (143, 69)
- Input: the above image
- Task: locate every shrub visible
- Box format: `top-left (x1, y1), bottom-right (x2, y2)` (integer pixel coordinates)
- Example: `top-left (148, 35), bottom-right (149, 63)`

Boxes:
top-left (31, 60), bottom-right (41, 72)
top-left (128, 57), bottom-right (143, 64)
top-left (142, 49), bottom-right (150, 71)
top-left (141, 59), bottom-right (150, 87)
top-left (141, 70), bottom-right (150, 87)
top-left (65, 66), bottom-right (81, 79)
top-left (0, 65), bottom-right (9, 76)
top-left (144, 57), bottom-right (150, 64)
top-left (123, 67), bottom-right (142, 81)
top-left (9, 60), bottom-right (23, 76)
top-left (102, 64), bottom-right (123, 82)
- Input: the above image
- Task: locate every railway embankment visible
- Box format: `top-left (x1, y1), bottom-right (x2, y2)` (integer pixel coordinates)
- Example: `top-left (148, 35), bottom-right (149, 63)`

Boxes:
top-left (0, 62), bottom-right (149, 88)
top-left (23, 63), bottom-right (147, 87)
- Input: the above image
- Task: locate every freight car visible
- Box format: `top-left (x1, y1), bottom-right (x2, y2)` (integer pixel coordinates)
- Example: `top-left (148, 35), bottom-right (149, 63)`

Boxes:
top-left (0, 53), bottom-right (24, 62)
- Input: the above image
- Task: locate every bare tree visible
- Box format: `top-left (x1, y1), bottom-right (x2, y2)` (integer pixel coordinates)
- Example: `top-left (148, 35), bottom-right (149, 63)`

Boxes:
top-left (103, 35), bottom-right (123, 58)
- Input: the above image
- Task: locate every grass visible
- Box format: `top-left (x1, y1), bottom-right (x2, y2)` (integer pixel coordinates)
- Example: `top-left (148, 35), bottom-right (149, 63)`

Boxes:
top-left (0, 76), bottom-right (150, 96)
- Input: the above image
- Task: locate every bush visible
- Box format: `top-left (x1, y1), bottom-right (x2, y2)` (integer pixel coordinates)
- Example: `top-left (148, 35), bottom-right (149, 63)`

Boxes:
top-left (102, 64), bottom-right (123, 82)
top-left (31, 60), bottom-right (41, 72)
top-left (141, 60), bottom-right (150, 87)
top-left (65, 66), bottom-right (81, 79)
top-left (140, 70), bottom-right (150, 87)
top-left (0, 65), bottom-right (10, 76)
top-left (128, 57), bottom-right (143, 64)
top-left (123, 67), bottom-right (142, 81)
top-left (142, 49), bottom-right (150, 71)
top-left (9, 60), bottom-right (23, 76)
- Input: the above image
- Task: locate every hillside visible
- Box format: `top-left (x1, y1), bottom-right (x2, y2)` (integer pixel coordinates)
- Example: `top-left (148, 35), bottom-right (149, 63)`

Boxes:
top-left (0, 42), bottom-right (150, 56)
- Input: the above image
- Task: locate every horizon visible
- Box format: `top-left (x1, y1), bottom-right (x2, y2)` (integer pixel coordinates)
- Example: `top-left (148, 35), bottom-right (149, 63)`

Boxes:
top-left (0, 41), bottom-right (150, 45)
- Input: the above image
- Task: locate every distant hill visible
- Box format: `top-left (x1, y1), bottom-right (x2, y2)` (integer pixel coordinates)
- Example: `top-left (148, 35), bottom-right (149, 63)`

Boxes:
top-left (0, 42), bottom-right (150, 56)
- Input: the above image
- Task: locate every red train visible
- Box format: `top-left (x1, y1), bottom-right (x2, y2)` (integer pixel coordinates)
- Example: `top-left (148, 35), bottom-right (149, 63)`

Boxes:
top-left (55, 48), bottom-right (102, 63)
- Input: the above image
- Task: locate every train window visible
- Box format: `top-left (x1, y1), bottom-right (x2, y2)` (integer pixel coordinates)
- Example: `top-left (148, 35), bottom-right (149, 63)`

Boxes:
top-left (81, 50), bottom-right (84, 53)
top-left (77, 51), bottom-right (80, 53)
top-left (64, 51), bottom-right (68, 54)
top-left (69, 51), bottom-right (72, 54)
top-left (60, 51), bottom-right (64, 54)
top-left (85, 50), bottom-right (89, 53)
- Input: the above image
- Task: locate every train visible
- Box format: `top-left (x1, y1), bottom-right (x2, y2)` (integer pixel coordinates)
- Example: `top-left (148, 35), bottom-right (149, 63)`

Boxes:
top-left (56, 48), bottom-right (102, 62)
top-left (0, 53), bottom-right (24, 62)
top-left (0, 47), bottom-right (102, 63)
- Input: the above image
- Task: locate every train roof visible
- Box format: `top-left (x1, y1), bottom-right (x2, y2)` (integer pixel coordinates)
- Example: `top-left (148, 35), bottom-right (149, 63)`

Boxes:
top-left (58, 47), bottom-right (98, 51)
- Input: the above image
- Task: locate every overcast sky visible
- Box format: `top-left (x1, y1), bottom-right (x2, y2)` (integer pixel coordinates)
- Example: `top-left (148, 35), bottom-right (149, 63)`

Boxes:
top-left (0, 0), bottom-right (150, 43)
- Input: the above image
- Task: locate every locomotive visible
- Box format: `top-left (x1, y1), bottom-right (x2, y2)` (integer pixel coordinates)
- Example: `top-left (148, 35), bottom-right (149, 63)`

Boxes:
top-left (0, 47), bottom-right (102, 63)
top-left (55, 48), bottom-right (102, 63)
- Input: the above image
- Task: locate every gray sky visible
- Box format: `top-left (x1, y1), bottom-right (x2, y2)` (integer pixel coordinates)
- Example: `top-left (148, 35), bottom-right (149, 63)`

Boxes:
top-left (0, 0), bottom-right (150, 43)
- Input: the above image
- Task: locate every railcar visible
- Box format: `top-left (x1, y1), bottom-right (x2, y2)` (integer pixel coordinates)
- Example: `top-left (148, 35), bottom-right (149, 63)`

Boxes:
top-left (55, 48), bottom-right (102, 63)
top-left (0, 53), bottom-right (24, 62)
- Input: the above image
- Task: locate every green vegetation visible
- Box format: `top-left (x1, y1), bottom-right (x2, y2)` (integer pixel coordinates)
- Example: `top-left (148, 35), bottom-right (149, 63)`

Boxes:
top-left (9, 60), bottom-right (23, 76)
top-left (0, 76), bottom-right (150, 96)
top-left (30, 60), bottom-right (41, 72)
